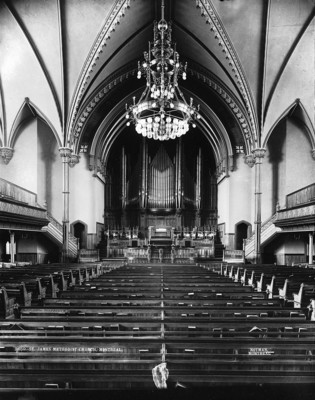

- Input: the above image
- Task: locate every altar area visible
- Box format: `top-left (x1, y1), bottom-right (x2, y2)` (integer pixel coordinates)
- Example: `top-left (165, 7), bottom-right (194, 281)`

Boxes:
top-left (104, 138), bottom-right (219, 263)
top-left (106, 226), bottom-right (216, 263)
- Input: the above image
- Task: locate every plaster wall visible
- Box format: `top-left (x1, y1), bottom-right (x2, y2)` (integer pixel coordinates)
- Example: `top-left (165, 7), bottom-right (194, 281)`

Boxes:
top-left (217, 155), bottom-right (253, 248)
top-left (228, 155), bottom-right (253, 230)
top-left (0, 5), bottom-right (61, 142)
top-left (0, 120), bottom-right (37, 193)
top-left (263, 18), bottom-right (315, 144)
top-left (285, 119), bottom-right (314, 197)
top-left (262, 117), bottom-right (314, 220)
top-left (217, 175), bottom-right (229, 236)
top-left (37, 119), bottom-right (62, 222)
top-left (69, 153), bottom-right (104, 234)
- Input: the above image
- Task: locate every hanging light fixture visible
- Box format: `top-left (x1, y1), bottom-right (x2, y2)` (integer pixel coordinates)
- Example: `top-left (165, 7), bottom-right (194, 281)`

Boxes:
top-left (125, 0), bottom-right (200, 141)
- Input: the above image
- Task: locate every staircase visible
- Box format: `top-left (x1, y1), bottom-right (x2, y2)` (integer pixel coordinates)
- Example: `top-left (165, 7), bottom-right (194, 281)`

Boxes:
top-left (244, 213), bottom-right (281, 260)
top-left (41, 213), bottom-right (78, 259)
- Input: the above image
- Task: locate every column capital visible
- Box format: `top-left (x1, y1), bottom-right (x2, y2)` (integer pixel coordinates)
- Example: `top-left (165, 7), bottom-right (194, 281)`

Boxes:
top-left (252, 148), bottom-right (266, 162)
top-left (244, 153), bottom-right (255, 168)
top-left (0, 147), bottom-right (14, 164)
top-left (59, 147), bottom-right (73, 159)
top-left (68, 153), bottom-right (80, 167)
top-left (311, 149), bottom-right (315, 160)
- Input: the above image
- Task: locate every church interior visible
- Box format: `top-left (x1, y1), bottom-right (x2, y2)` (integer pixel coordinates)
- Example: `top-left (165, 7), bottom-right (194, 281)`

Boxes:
top-left (0, 0), bottom-right (314, 398)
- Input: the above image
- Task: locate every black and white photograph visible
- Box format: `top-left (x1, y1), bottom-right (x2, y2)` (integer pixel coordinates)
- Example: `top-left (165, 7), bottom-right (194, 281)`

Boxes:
top-left (0, 0), bottom-right (314, 399)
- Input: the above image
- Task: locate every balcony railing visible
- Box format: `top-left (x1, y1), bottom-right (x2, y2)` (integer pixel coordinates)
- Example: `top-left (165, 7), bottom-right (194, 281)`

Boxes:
top-left (0, 200), bottom-right (47, 221)
top-left (275, 204), bottom-right (315, 224)
top-left (0, 178), bottom-right (38, 206)
top-left (44, 213), bottom-right (78, 257)
top-left (286, 183), bottom-right (315, 208)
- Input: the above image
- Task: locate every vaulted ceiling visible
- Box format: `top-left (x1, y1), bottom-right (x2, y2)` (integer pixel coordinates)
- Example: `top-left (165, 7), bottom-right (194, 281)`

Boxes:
top-left (0, 0), bottom-right (314, 175)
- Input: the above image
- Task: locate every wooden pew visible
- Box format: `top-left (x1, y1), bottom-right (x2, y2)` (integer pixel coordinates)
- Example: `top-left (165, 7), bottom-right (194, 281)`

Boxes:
top-left (17, 304), bottom-right (307, 321)
top-left (0, 260), bottom-right (314, 391)
top-left (1, 282), bottom-right (32, 307)
top-left (0, 287), bottom-right (16, 318)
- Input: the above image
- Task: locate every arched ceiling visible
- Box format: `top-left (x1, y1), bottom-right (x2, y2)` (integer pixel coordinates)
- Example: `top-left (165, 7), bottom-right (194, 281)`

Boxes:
top-left (0, 0), bottom-right (314, 174)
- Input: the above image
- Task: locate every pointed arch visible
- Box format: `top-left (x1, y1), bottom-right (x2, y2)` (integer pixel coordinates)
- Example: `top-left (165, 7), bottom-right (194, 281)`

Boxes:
top-left (196, 0), bottom-right (259, 144)
top-left (263, 11), bottom-right (315, 122)
top-left (67, 0), bottom-right (133, 142)
top-left (263, 99), bottom-right (315, 149)
top-left (4, 0), bottom-right (62, 127)
top-left (70, 220), bottom-right (88, 249)
top-left (235, 220), bottom-right (252, 250)
top-left (87, 88), bottom-right (234, 181)
top-left (8, 98), bottom-right (62, 149)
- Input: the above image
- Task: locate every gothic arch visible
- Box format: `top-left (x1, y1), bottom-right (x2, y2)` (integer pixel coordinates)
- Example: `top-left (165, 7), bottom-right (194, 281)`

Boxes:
top-left (263, 99), bottom-right (315, 150)
top-left (235, 220), bottom-right (252, 251)
top-left (8, 98), bottom-right (61, 149)
top-left (70, 220), bottom-right (88, 250)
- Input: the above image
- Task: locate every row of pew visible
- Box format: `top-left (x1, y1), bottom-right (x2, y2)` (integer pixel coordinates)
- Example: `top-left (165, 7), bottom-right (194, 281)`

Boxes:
top-left (0, 261), bottom-right (314, 393)
top-left (212, 263), bottom-right (315, 313)
top-left (0, 261), bottom-right (124, 318)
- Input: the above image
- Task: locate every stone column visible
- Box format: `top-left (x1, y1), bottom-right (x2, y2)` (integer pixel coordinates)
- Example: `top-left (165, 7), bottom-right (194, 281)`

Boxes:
top-left (9, 231), bottom-right (15, 263)
top-left (59, 147), bottom-right (72, 262)
top-left (253, 148), bottom-right (266, 264)
top-left (309, 233), bottom-right (314, 265)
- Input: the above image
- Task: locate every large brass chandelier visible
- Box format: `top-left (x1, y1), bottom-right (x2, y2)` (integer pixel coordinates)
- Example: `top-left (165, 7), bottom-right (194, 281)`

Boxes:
top-left (125, 0), bottom-right (200, 141)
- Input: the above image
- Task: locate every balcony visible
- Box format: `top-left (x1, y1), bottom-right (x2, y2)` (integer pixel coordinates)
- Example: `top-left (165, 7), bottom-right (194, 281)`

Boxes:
top-left (274, 204), bottom-right (315, 229)
top-left (245, 184), bottom-right (315, 259)
top-left (0, 181), bottom-right (48, 230)
top-left (274, 184), bottom-right (315, 230)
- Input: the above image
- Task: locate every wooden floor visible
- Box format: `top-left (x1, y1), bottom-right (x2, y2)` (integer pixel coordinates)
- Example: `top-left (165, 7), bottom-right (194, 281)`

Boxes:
top-left (0, 261), bottom-right (315, 398)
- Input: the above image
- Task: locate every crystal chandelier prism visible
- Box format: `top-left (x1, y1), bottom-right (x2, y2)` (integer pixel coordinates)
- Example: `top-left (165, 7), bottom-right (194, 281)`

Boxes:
top-left (125, 0), bottom-right (200, 141)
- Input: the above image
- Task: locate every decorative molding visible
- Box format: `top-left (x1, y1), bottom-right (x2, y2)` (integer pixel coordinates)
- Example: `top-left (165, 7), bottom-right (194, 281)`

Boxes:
top-left (244, 153), bottom-right (255, 168)
top-left (190, 68), bottom-right (253, 150)
top-left (70, 68), bottom-right (137, 144)
top-left (195, 0), bottom-right (258, 143)
top-left (244, 148), bottom-right (266, 167)
top-left (252, 147), bottom-right (266, 162)
top-left (67, 0), bottom-right (132, 143)
top-left (59, 146), bottom-right (72, 159)
top-left (59, 147), bottom-right (81, 167)
top-left (0, 147), bottom-right (14, 164)
top-left (68, 154), bottom-right (80, 167)
top-left (312, 149), bottom-right (315, 160)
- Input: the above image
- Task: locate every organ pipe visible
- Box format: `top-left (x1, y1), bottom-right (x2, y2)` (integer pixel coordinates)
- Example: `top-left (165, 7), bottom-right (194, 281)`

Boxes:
top-left (166, 169), bottom-right (169, 208)
top-left (121, 147), bottom-right (126, 209)
top-left (147, 145), bottom-right (176, 209)
top-left (196, 147), bottom-right (201, 209)
top-left (176, 139), bottom-right (182, 208)
top-left (141, 139), bottom-right (146, 208)
top-left (145, 141), bottom-right (148, 207)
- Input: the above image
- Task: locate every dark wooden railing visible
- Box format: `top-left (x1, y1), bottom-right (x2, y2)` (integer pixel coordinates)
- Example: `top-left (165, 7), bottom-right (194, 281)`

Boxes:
top-left (286, 183), bottom-right (315, 208)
